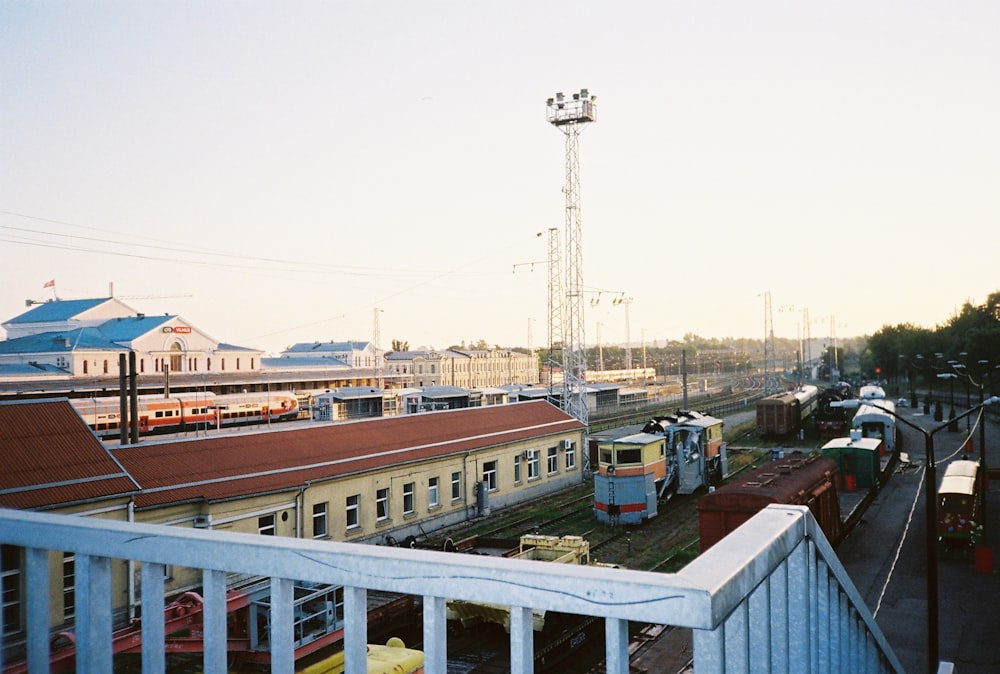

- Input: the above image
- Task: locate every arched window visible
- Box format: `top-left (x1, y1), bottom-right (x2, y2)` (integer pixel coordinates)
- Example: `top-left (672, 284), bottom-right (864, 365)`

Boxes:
top-left (170, 343), bottom-right (183, 373)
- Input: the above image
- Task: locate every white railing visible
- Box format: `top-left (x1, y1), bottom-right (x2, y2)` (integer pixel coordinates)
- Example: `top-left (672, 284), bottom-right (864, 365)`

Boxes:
top-left (0, 504), bottom-right (903, 673)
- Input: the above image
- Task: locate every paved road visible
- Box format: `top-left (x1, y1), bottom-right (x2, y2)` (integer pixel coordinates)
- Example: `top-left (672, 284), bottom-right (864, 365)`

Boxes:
top-left (837, 405), bottom-right (1000, 674)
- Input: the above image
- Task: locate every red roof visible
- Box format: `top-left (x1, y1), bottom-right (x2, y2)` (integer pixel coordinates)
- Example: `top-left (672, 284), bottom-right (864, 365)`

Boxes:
top-left (0, 399), bottom-right (139, 509)
top-left (114, 400), bottom-right (583, 509)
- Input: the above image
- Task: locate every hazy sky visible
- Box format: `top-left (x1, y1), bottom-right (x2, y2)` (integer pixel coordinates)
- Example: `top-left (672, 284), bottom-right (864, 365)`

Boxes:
top-left (2, 2), bottom-right (998, 356)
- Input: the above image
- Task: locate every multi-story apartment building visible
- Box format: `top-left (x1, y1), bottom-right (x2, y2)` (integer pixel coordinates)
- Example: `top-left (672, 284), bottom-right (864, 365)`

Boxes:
top-left (385, 348), bottom-right (539, 388)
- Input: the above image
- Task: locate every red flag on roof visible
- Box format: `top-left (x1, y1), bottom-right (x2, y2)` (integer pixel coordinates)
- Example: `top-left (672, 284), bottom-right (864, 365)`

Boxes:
top-left (43, 279), bottom-right (55, 288)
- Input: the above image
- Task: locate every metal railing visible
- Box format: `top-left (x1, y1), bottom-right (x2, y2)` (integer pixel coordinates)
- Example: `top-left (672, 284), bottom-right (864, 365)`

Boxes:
top-left (0, 504), bottom-right (903, 673)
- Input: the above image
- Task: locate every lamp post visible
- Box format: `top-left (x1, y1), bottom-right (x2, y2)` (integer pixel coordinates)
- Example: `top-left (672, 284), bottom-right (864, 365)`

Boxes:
top-left (934, 372), bottom-right (958, 422)
top-left (834, 395), bottom-right (1000, 673)
top-left (939, 372), bottom-right (958, 431)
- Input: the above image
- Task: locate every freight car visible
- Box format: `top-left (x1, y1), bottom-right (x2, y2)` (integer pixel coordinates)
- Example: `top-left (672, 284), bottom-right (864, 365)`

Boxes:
top-left (697, 452), bottom-right (842, 552)
top-left (70, 391), bottom-right (300, 438)
top-left (815, 382), bottom-right (854, 438)
top-left (938, 459), bottom-right (981, 548)
top-left (755, 384), bottom-right (819, 437)
top-left (443, 534), bottom-right (604, 672)
top-left (594, 410), bottom-right (728, 525)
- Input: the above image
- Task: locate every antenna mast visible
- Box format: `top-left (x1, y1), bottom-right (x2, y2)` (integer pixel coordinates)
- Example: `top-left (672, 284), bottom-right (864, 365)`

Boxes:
top-left (547, 88), bottom-right (596, 425)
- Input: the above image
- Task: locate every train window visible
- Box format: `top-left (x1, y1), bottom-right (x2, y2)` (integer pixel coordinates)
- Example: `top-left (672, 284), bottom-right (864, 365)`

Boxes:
top-left (617, 448), bottom-right (642, 465)
top-left (155, 411), bottom-right (164, 418)
top-left (600, 449), bottom-right (613, 465)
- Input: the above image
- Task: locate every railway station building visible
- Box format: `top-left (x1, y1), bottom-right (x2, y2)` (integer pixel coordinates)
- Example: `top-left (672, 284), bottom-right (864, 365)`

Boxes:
top-left (0, 397), bottom-right (585, 642)
top-left (0, 296), bottom-right (263, 380)
top-left (0, 298), bottom-right (541, 401)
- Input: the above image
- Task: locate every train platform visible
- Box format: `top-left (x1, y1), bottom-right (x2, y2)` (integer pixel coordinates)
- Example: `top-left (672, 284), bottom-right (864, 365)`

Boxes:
top-left (836, 404), bottom-right (1000, 674)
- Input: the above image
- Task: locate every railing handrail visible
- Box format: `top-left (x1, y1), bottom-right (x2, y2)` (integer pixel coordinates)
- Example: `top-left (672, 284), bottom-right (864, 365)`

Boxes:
top-left (0, 504), bottom-right (904, 673)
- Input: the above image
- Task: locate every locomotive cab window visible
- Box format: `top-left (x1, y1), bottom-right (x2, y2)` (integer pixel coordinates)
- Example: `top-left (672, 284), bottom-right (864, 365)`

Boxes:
top-left (616, 448), bottom-right (642, 465)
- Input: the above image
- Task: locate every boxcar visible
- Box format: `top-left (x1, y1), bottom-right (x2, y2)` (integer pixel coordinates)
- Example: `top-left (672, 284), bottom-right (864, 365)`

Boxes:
top-left (697, 453), bottom-right (842, 552)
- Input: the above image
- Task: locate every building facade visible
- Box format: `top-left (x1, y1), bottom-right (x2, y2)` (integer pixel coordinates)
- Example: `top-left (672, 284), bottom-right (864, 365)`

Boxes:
top-left (385, 348), bottom-right (539, 389)
top-left (0, 297), bottom-right (262, 379)
top-left (0, 398), bottom-right (584, 646)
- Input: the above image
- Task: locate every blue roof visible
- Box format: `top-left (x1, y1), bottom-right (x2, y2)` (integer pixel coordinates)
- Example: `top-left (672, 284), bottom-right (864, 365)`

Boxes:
top-left (97, 315), bottom-right (172, 341)
top-left (284, 341), bottom-right (372, 353)
top-left (216, 343), bottom-right (259, 352)
top-left (0, 328), bottom-right (119, 354)
top-left (0, 362), bottom-right (70, 377)
top-left (261, 356), bottom-right (349, 369)
top-left (320, 386), bottom-right (384, 400)
top-left (5, 298), bottom-right (111, 324)
top-left (419, 386), bottom-right (470, 398)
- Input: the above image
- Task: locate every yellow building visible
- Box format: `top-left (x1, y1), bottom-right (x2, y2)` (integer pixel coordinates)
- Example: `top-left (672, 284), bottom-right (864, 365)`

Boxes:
top-left (1, 398), bottom-right (584, 644)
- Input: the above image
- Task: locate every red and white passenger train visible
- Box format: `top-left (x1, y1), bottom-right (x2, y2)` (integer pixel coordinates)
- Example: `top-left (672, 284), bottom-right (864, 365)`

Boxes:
top-left (70, 391), bottom-right (301, 438)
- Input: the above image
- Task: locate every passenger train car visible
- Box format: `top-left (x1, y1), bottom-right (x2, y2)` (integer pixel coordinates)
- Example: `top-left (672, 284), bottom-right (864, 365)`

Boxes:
top-left (594, 410), bottom-right (728, 525)
top-left (858, 384), bottom-right (887, 400)
top-left (755, 384), bottom-right (819, 437)
top-left (69, 391), bottom-right (301, 438)
top-left (851, 398), bottom-right (897, 455)
top-left (938, 459), bottom-right (981, 548)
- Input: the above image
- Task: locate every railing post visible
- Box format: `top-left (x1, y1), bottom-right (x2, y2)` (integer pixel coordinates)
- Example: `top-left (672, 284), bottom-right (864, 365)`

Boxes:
top-left (790, 540), bottom-right (815, 672)
top-left (25, 547), bottom-right (49, 674)
top-left (422, 595), bottom-right (448, 673)
top-left (270, 577), bottom-right (294, 673)
top-left (509, 605), bottom-right (534, 674)
top-left (76, 554), bottom-right (113, 674)
top-left (203, 569), bottom-right (228, 674)
top-left (605, 617), bottom-right (629, 674)
top-left (140, 562), bottom-right (166, 674)
top-left (343, 586), bottom-right (367, 673)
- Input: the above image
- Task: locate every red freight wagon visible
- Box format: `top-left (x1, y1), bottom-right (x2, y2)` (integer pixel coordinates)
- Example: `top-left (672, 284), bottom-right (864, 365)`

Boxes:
top-left (697, 453), bottom-right (842, 552)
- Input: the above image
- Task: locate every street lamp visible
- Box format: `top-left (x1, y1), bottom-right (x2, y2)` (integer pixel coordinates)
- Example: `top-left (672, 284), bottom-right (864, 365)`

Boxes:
top-left (938, 372), bottom-right (958, 430)
top-left (834, 395), bottom-right (1000, 673)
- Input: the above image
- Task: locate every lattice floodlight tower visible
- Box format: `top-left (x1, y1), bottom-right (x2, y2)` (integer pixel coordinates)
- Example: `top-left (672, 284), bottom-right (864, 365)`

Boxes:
top-left (547, 89), bottom-right (596, 425)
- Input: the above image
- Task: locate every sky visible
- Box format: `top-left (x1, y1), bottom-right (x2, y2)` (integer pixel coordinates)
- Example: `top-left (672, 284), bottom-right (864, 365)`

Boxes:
top-left (2, 2), bottom-right (998, 356)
